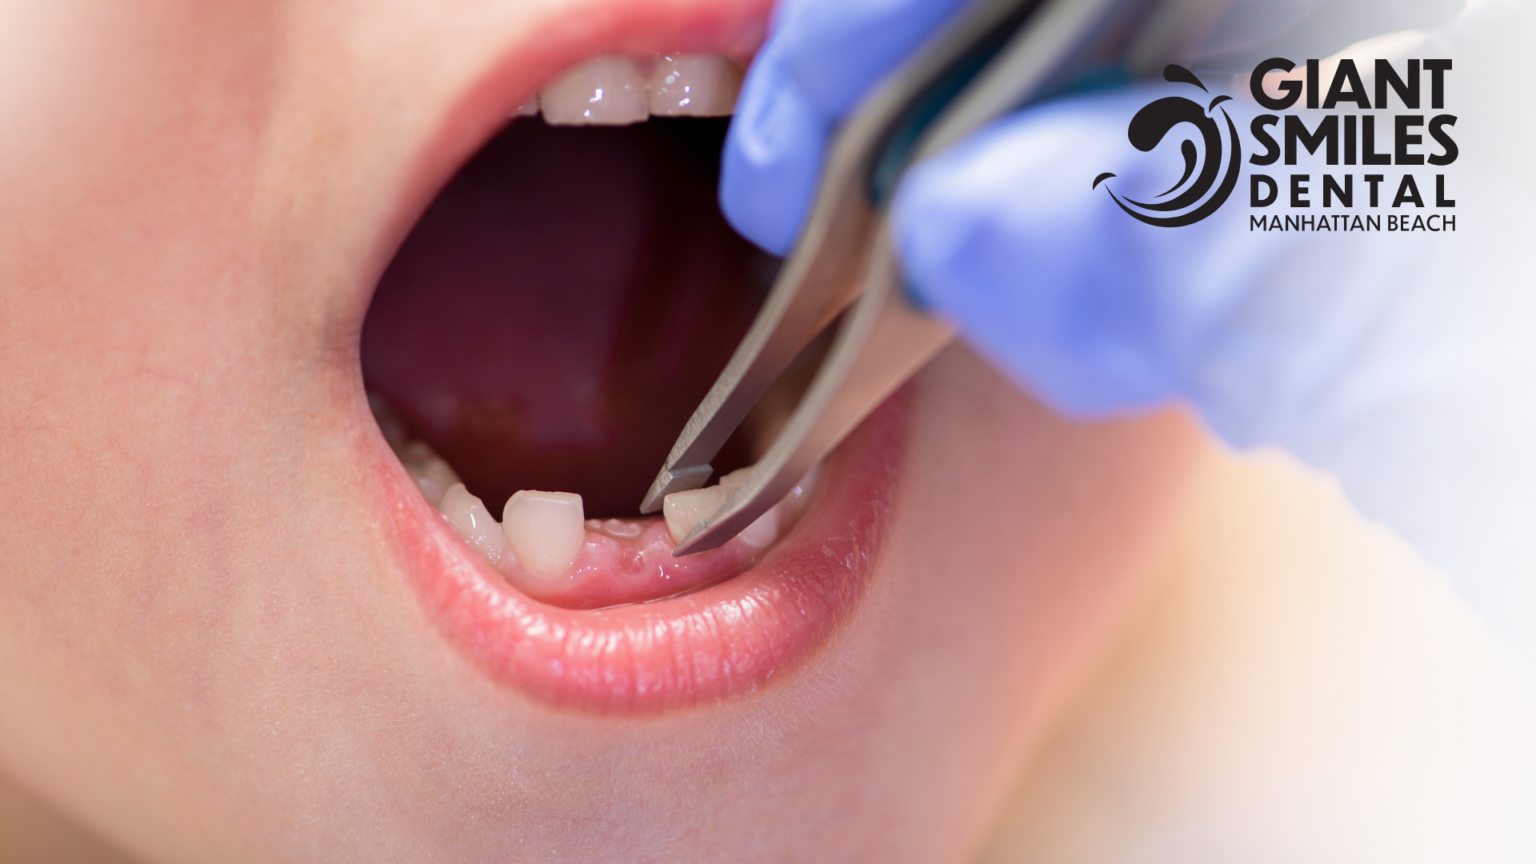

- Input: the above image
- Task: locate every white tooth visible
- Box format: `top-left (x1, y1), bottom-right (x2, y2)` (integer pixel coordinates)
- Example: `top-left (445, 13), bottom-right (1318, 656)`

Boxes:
top-left (663, 486), bottom-right (727, 545)
top-left (717, 465), bottom-right (754, 497)
top-left (584, 518), bottom-right (644, 539)
top-left (515, 93), bottom-right (539, 117)
top-left (414, 475), bottom-right (449, 506)
top-left (711, 467), bottom-right (780, 549)
top-left (541, 56), bottom-right (649, 126)
top-left (783, 465), bottom-right (821, 518)
top-left (502, 490), bottom-right (586, 579)
top-left (600, 518), bottom-right (643, 539)
top-left (647, 54), bottom-right (742, 117)
top-left (398, 441), bottom-right (461, 506)
top-left (736, 506), bottom-right (780, 549)
top-left (437, 483), bottom-right (512, 571)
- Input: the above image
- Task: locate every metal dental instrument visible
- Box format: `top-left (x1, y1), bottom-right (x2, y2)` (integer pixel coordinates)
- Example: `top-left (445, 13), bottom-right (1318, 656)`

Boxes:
top-left (642, 0), bottom-right (1228, 555)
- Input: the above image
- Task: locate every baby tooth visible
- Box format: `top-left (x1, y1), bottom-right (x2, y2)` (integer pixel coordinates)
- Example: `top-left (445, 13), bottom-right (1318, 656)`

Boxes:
top-left (736, 506), bottom-right (780, 550)
top-left (711, 468), bottom-right (779, 548)
top-left (783, 465), bottom-right (821, 518)
top-left (438, 483), bottom-right (512, 571)
top-left (663, 486), bottom-right (727, 545)
top-left (648, 54), bottom-right (742, 117)
top-left (503, 491), bottom-right (586, 579)
top-left (515, 93), bottom-right (539, 117)
top-left (414, 476), bottom-right (448, 506)
top-left (599, 518), bottom-right (643, 539)
top-left (398, 441), bottom-right (461, 507)
top-left (717, 465), bottom-right (754, 497)
top-left (541, 57), bottom-right (649, 126)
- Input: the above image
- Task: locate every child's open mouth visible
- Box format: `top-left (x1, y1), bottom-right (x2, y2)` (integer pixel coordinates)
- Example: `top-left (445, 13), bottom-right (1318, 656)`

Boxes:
top-left (357, 29), bottom-right (905, 713)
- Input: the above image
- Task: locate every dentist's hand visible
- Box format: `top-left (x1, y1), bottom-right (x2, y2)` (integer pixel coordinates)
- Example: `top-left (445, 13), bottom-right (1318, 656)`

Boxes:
top-left (722, 0), bottom-right (1536, 666)
top-left (719, 0), bottom-right (1326, 254)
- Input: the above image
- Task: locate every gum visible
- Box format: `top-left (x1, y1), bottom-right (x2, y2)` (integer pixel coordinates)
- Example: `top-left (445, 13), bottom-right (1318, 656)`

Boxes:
top-left (504, 517), bottom-right (760, 609)
top-left (376, 392), bottom-right (787, 612)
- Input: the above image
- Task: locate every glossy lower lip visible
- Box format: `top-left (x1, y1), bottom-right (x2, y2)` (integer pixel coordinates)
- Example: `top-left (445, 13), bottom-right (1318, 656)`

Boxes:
top-left (376, 395), bottom-right (903, 713)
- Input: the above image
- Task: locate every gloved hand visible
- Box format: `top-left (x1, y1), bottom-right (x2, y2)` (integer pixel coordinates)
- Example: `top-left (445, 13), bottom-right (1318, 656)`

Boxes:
top-left (720, 0), bottom-right (1330, 255)
top-left (721, 0), bottom-right (1536, 667)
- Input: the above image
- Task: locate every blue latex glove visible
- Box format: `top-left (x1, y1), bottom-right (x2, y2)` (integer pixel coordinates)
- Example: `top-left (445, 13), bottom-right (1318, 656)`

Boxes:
top-left (722, 0), bottom-right (1536, 666)
top-left (720, 0), bottom-right (1328, 253)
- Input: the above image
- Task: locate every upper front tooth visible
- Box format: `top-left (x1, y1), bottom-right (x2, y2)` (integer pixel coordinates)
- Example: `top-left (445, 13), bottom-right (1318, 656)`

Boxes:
top-left (647, 54), bottom-right (742, 117)
top-left (438, 483), bottom-right (512, 571)
top-left (541, 57), bottom-right (649, 126)
top-left (503, 490), bottom-right (586, 579)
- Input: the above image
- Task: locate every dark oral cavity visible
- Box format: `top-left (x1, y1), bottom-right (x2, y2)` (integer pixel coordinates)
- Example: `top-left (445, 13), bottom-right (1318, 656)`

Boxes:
top-left (360, 117), bottom-right (772, 520)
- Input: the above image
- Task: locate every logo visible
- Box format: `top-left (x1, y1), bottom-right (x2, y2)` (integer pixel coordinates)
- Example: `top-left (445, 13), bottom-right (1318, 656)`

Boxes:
top-left (1093, 65), bottom-right (1242, 228)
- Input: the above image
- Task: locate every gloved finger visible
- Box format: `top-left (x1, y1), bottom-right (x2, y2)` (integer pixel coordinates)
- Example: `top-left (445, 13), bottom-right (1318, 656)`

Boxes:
top-left (768, 0), bottom-right (975, 118)
top-left (721, 0), bottom-right (1324, 255)
top-left (890, 86), bottom-right (1241, 420)
top-left (889, 84), bottom-right (1414, 444)
top-left (720, 0), bottom-right (972, 253)
top-left (891, 73), bottom-right (1536, 673)
top-left (719, 40), bottom-right (827, 256)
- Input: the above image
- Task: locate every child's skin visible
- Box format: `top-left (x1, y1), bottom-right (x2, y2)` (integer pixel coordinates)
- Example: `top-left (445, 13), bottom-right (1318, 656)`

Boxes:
top-left (1, 1), bottom-right (1531, 862)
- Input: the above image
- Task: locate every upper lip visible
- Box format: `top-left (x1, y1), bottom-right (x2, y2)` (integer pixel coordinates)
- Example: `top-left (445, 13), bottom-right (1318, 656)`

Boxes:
top-left (354, 0), bottom-right (906, 714)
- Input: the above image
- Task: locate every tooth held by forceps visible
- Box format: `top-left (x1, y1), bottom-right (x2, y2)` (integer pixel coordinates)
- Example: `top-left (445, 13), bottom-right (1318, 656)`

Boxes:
top-left (663, 486), bottom-right (728, 545)
top-left (662, 465), bottom-right (785, 549)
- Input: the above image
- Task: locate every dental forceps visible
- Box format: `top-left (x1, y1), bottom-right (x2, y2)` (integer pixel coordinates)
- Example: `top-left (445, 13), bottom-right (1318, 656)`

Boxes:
top-left (642, 0), bottom-right (1227, 555)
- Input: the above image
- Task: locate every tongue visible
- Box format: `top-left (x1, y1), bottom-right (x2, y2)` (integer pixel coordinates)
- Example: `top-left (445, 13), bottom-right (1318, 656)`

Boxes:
top-left (362, 119), bottom-right (764, 518)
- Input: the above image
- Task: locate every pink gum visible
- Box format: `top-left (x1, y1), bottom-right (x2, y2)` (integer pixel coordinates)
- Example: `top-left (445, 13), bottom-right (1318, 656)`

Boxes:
top-left (503, 518), bottom-right (760, 610)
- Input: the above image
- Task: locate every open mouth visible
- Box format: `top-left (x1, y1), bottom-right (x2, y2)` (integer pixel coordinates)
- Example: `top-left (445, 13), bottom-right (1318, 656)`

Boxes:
top-left (356, 38), bottom-right (905, 713)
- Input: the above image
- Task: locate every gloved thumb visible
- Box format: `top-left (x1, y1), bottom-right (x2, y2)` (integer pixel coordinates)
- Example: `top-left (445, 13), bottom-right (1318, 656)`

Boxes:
top-left (891, 85), bottom-right (1274, 424)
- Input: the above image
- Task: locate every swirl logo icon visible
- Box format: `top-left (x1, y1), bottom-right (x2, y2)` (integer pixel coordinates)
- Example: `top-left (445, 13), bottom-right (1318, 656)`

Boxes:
top-left (1093, 65), bottom-right (1242, 227)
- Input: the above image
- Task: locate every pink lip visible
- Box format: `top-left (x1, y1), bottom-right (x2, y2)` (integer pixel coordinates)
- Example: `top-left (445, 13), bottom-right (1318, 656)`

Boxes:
top-left (378, 397), bottom-right (902, 713)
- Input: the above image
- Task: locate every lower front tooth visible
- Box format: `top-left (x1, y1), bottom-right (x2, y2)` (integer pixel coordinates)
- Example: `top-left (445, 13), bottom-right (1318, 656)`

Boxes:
top-left (663, 486), bottom-right (727, 545)
top-left (783, 465), bottom-right (820, 518)
top-left (399, 441), bottom-right (461, 507)
top-left (647, 54), bottom-right (742, 117)
top-left (736, 507), bottom-right (780, 549)
top-left (541, 56), bottom-right (649, 126)
top-left (586, 518), bottom-right (643, 539)
top-left (717, 465), bottom-right (753, 497)
top-left (438, 483), bottom-right (512, 571)
top-left (503, 491), bottom-right (586, 579)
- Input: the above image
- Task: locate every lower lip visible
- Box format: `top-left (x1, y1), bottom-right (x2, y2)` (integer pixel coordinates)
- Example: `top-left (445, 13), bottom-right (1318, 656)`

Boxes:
top-left (376, 393), bottom-right (905, 714)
